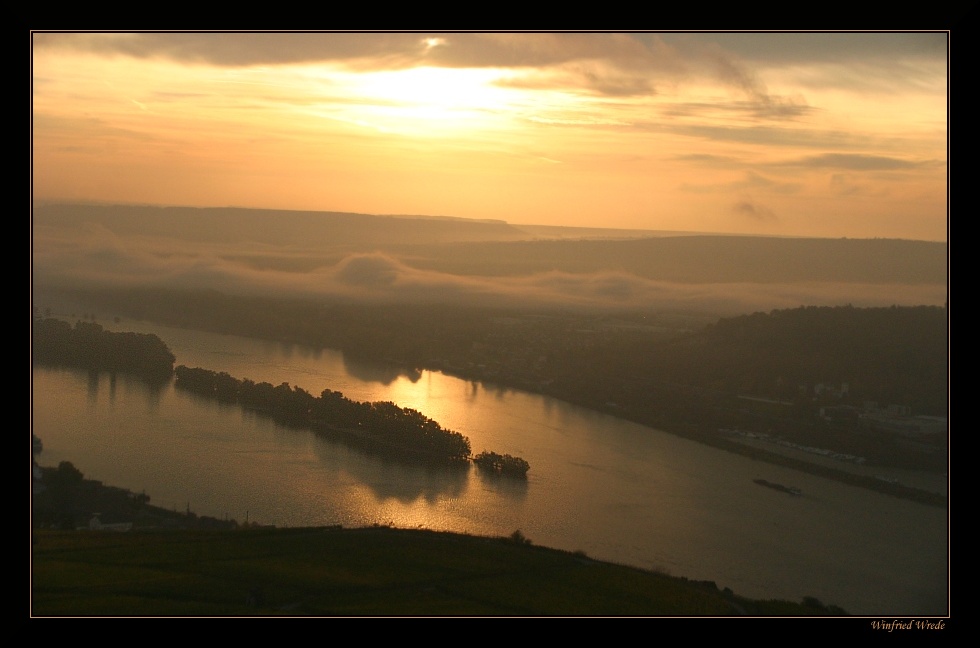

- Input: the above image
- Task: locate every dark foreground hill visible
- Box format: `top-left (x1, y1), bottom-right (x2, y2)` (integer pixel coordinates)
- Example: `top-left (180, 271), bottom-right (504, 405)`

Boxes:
top-left (31, 526), bottom-right (845, 617)
top-left (31, 466), bottom-right (846, 616)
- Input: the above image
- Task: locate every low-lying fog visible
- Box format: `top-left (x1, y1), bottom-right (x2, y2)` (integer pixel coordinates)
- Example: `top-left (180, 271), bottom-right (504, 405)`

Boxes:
top-left (32, 205), bottom-right (948, 317)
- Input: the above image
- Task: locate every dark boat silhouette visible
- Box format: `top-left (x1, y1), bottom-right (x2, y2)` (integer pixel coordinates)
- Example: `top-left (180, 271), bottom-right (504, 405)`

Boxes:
top-left (753, 478), bottom-right (802, 496)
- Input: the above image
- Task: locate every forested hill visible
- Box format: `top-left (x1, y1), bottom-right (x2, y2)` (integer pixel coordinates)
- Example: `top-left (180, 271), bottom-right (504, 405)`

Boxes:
top-left (654, 305), bottom-right (948, 413)
top-left (394, 236), bottom-right (948, 285)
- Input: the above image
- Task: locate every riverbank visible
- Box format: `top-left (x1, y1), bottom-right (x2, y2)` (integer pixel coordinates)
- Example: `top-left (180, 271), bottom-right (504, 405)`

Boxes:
top-left (408, 361), bottom-right (947, 507)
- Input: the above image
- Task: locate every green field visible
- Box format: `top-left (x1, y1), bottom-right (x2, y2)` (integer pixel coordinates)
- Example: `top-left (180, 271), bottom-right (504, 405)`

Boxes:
top-left (31, 525), bottom-right (845, 617)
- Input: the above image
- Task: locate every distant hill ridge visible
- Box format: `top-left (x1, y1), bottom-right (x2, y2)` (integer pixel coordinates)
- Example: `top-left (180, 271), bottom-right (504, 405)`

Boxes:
top-left (32, 203), bottom-right (532, 247)
top-left (33, 203), bottom-right (947, 286)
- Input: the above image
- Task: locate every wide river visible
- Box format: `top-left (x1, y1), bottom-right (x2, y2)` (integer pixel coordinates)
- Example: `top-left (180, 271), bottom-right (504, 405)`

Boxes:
top-left (30, 318), bottom-right (948, 615)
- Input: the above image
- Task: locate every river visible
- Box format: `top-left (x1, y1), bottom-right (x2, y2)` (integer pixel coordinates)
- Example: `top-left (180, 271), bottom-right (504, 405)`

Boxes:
top-left (30, 317), bottom-right (948, 615)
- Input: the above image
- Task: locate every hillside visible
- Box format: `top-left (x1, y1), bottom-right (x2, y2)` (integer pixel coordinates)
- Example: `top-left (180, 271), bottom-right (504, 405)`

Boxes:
top-left (392, 236), bottom-right (948, 284)
top-left (31, 526), bottom-right (845, 617)
top-left (32, 465), bottom-right (847, 616)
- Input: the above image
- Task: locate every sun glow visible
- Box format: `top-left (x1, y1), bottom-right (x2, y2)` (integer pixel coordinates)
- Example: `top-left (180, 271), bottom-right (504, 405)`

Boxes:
top-left (336, 66), bottom-right (523, 136)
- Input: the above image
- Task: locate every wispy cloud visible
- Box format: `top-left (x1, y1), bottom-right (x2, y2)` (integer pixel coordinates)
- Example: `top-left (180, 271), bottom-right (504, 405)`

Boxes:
top-left (732, 199), bottom-right (778, 222)
top-left (787, 153), bottom-right (937, 171)
top-left (23, 32), bottom-right (819, 102)
top-left (681, 171), bottom-right (802, 195)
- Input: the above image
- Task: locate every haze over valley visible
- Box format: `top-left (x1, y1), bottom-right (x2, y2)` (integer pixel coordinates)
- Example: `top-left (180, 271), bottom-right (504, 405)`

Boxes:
top-left (33, 203), bottom-right (947, 317)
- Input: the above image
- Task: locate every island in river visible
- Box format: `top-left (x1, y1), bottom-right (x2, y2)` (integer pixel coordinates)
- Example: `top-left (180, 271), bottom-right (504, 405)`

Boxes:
top-left (472, 451), bottom-right (531, 477)
top-left (174, 365), bottom-right (491, 469)
top-left (30, 316), bottom-right (530, 472)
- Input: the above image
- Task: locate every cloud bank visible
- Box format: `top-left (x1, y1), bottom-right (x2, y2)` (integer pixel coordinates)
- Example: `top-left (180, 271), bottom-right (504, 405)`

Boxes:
top-left (32, 225), bottom-right (947, 317)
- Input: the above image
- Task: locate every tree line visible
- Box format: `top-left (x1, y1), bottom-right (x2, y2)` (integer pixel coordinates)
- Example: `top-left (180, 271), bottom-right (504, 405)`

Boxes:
top-left (32, 317), bottom-right (176, 381)
top-left (175, 366), bottom-right (515, 470)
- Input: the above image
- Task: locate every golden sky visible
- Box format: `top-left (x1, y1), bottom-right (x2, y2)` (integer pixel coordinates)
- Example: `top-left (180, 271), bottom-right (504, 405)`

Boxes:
top-left (32, 32), bottom-right (948, 241)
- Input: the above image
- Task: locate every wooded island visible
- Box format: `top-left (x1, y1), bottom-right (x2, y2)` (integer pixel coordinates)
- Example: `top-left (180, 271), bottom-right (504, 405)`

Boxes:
top-left (174, 365), bottom-right (494, 469)
top-left (30, 317), bottom-right (529, 474)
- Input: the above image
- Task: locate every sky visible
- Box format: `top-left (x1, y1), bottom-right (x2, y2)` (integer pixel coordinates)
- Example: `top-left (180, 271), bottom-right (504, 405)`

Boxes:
top-left (31, 32), bottom-right (948, 241)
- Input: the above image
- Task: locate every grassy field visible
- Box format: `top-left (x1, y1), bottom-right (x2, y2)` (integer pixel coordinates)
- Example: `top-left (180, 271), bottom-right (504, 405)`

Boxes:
top-left (31, 525), bottom-right (845, 617)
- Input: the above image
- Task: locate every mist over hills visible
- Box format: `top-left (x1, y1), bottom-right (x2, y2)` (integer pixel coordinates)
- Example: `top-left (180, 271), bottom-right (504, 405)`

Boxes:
top-left (392, 237), bottom-right (947, 284)
top-left (32, 203), bottom-right (947, 316)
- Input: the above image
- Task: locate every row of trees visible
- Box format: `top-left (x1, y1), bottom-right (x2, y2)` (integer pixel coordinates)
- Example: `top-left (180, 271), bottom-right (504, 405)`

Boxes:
top-left (32, 318), bottom-right (176, 381)
top-left (174, 366), bottom-right (476, 466)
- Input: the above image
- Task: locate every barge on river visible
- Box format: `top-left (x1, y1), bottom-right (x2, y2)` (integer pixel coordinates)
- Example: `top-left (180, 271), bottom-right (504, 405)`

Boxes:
top-left (753, 478), bottom-right (802, 496)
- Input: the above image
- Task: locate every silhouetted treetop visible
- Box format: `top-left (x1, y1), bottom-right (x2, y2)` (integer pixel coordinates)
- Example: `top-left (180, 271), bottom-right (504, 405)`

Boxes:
top-left (32, 317), bottom-right (176, 380)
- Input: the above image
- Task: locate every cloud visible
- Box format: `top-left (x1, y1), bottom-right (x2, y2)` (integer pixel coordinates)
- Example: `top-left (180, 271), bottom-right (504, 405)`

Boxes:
top-left (496, 64), bottom-right (657, 97)
top-left (731, 199), bottom-right (777, 223)
top-left (31, 33), bottom-right (783, 102)
top-left (681, 171), bottom-right (802, 195)
top-left (35, 32), bottom-right (946, 70)
top-left (32, 33), bottom-right (426, 68)
top-left (33, 32), bottom-right (947, 123)
top-left (669, 122), bottom-right (847, 149)
top-left (702, 42), bottom-right (770, 102)
top-left (32, 33), bottom-right (674, 71)
top-left (32, 113), bottom-right (158, 144)
top-left (663, 33), bottom-right (947, 67)
top-left (828, 173), bottom-right (880, 197)
top-left (672, 153), bottom-right (739, 166)
top-left (333, 253), bottom-right (401, 287)
top-left (789, 153), bottom-right (935, 171)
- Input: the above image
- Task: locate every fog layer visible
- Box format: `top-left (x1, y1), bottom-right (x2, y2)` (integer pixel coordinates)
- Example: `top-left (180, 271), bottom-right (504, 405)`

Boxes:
top-left (32, 205), bottom-right (947, 317)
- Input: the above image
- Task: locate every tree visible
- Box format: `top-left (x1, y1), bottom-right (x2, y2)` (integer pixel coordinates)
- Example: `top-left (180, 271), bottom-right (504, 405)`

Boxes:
top-left (53, 461), bottom-right (83, 486)
top-left (509, 529), bottom-right (532, 545)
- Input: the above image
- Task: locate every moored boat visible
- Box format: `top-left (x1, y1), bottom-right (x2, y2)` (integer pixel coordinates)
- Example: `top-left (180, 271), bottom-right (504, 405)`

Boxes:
top-left (753, 478), bottom-right (801, 496)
